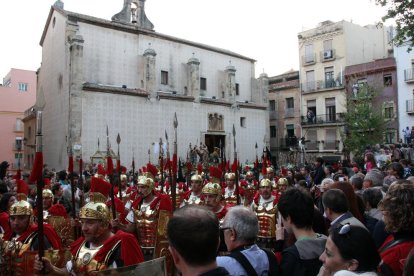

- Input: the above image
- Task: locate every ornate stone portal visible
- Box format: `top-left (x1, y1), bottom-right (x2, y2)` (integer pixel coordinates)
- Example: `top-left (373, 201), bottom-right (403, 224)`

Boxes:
top-left (208, 113), bottom-right (224, 132)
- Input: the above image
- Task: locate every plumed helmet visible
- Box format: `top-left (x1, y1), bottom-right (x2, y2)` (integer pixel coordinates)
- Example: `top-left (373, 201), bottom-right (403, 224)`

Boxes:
top-left (137, 175), bottom-right (154, 197)
top-left (266, 167), bottom-right (274, 174)
top-left (191, 174), bottom-right (202, 182)
top-left (259, 179), bottom-right (272, 188)
top-left (225, 173), bottom-right (236, 180)
top-left (9, 200), bottom-right (33, 216)
top-left (278, 177), bottom-right (288, 186)
top-left (80, 177), bottom-right (112, 222)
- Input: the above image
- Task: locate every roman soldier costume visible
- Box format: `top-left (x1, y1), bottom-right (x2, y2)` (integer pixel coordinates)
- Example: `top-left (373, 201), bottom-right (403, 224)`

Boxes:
top-left (126, 163), bottom-right (173, 260)
top-left (68, 191), bottom-right (144, 274)
top-left (202, 182), bottom-right (229, 221)
top-left (1, 199), bottom-right (64, 275)
top-left (223, 172), bottom-right (244, 206)
top-left (180, 174), bottom-right (203, 207)
top-left (203, 166), bottom-right (229, 220)
top-left (241, 171), bottom-right (258, 206)
top-left (251, 179), bottom-right (278, 248)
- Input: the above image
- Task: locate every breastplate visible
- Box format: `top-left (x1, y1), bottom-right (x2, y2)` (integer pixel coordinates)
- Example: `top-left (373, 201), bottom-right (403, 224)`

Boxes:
top-left (224, 194), bottom-right (238, 206)
top-left (254, 203), bottom-right (277, 238)
top-left (72, 240), bottom-right (121, 274)
top-left (1, 232), bottom-right (36, 275)
top-left (134, 203), bottom-right (159, 248)
top-left (184, 194), bottom-right (202, 206)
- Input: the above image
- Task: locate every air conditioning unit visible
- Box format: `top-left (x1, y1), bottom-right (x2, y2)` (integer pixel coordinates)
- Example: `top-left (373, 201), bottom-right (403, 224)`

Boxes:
top-left (324, 50), bottom-right (333, 59)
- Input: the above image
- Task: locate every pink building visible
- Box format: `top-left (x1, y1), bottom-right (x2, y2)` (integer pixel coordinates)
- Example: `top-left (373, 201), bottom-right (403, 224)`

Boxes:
top-left (0, 68), bottom-right (36, 173)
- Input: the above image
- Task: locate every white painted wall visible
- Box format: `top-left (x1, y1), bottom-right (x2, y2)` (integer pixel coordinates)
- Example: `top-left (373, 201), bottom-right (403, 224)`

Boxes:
top-left (395, 43), bottom-right (414, 135)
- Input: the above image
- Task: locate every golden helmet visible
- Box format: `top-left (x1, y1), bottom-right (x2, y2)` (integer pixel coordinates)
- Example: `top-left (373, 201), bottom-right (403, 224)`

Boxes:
top-left (191, 174), bottom-right (202, 182)
top-left (137, 175), bottom-right (154, 197)
top-left (79, 201), bottom-right (110, 223)
top-left (266, 167), bottom-right (274, 174)
top-left (225, 173), bottom-right (236, 180)
top-left (120, 174), bottom-right (127, 181)
top-left (42, 189), bottom-right (54, 200)
top-left (259, 179), bottom-right (272, 188)
top-left (202, 182), bottom-right (222, 196)
top-left (202, 182), bottom-right (222, 203)
top-left (278, 177), bottom-right (289, 186)
top-left (246, 171), bottom-right (254, 177)
top-left (9, 200), bottom-right (33, 216)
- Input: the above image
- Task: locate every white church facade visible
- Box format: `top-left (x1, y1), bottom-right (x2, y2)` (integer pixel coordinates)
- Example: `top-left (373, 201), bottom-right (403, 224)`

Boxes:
top-left (36, 0), bottom-right (269, 169)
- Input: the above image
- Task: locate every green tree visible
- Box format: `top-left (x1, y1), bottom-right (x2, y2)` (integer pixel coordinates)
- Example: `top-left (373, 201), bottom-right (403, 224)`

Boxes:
top-left (376, 0), bottom-right (414, 50)
top-left (342, 83), bottom-right (391, 157)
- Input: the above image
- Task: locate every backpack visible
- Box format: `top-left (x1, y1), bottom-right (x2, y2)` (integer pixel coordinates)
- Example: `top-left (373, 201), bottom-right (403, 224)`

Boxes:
top-left (281, 246), bottom-right (323, 276)
top-left (229, 247), bottom-right (280, 276)
top-left (379, 235), bottom-right (414, 276)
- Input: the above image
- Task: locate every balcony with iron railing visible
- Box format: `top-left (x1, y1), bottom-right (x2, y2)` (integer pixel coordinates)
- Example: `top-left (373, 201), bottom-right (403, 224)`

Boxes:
top-left (302, 78), bottom-right (344, 93)
top-left (301, 113), bottom-right (345, 126)
top-left (404, 68), bottom-right (414, 83)
top-left (407, 99), bottom-right (414, 114)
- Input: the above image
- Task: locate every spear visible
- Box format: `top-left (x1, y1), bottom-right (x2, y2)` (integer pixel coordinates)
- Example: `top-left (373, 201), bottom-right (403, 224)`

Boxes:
top-left (106, 126), bottom-right (116, 219)
top-left (132, 149), bottom-right (136, 183)
top-left (159, 138), bottom-right (165, 193)
top-left (172, 113), bottom-right (178, 211)
top-left (116, 133), bottom-right (122, 201)
top-left (165, 130), bottom-right (172, 194)
top-left (233, 124), bottom-right (240, 205)
top-left (79, 155), bottom-right (84, 208)
top-left (30, 111), bottom-right (45, 271)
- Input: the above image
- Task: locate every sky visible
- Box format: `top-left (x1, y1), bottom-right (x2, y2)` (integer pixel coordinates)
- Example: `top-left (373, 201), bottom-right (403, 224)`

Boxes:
top-left (0, 0), bottom-right (391, 80)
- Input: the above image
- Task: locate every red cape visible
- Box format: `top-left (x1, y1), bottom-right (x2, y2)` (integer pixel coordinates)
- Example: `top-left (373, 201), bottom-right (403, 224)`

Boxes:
top-left (70, 230), bottom-right (144, 266)
top-left (0, 212), bottom-right (11, 235)
top-left (216, 204), bottom-right (230, 220)
top-left (131, 192), bottom-right (173, 212)
top-left (3, 223), bottom-right (62, 250)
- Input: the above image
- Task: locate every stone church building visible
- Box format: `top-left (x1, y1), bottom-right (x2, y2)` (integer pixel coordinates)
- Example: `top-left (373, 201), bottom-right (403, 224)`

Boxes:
top-left (36, 0), bottom-right (269, 169)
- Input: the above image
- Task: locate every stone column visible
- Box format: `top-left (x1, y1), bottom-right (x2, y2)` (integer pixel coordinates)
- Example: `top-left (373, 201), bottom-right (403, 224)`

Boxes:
top-left (187, 56), bottom-right (200, 102)
top-left (69, 35), bottom-right (84, 156)
top-left (225, 64), bottom-right (236, 102)
top-left (143, 47), bottom-right (157, 98)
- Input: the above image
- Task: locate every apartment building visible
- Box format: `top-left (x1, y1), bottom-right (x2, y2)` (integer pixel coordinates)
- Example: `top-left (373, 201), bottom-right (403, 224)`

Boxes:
top-left (394, 43), bottom-right (414, 137)
top-left (0, 69), bottom-right (36, 172)
top-left (268, 70), bottom-right (301, 165)
top-left (344, 57), bottom-right (399, 144)
top-left (298, 20), bottom-right (392, 161)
